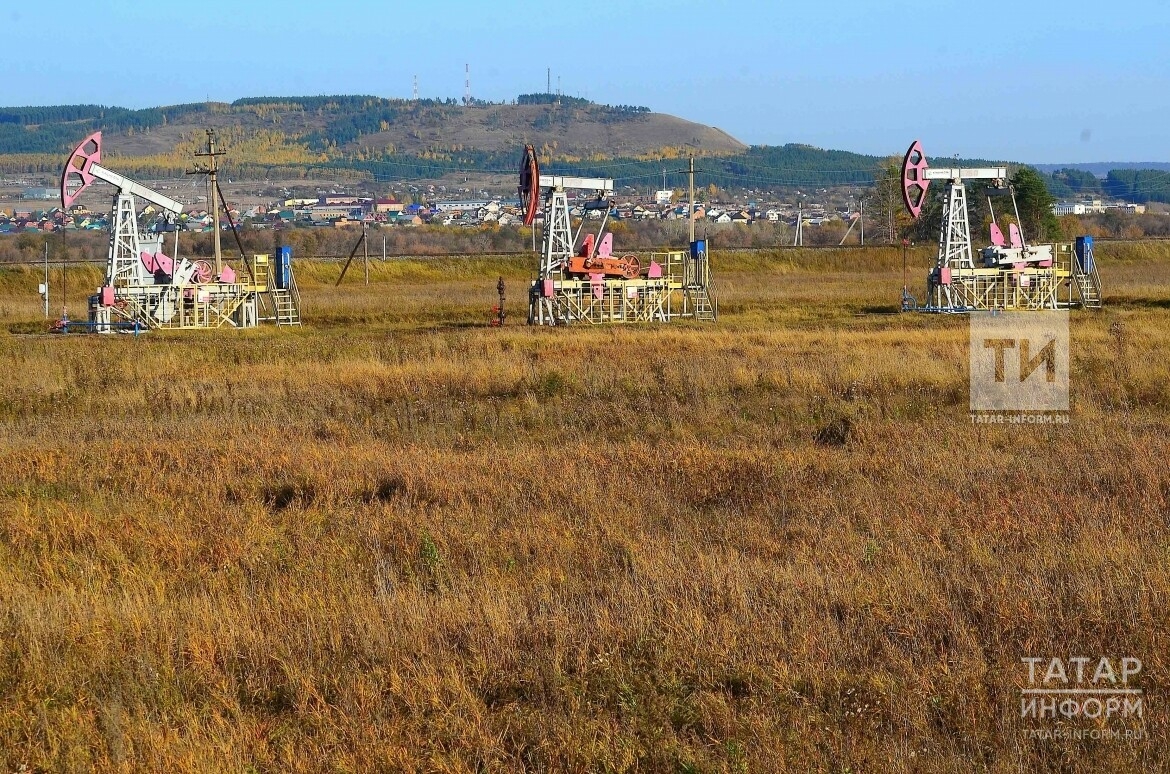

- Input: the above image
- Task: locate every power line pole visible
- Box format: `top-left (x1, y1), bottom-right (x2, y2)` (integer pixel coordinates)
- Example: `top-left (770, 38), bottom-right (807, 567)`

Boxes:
top-left (888, 185), bottom-right (895, 244)
top-left (189, 129), bottom-right (225, 275)
top-left (688, 157), bottom-right (696, 245)
top-left (42, 242), bottom-right (48, 318)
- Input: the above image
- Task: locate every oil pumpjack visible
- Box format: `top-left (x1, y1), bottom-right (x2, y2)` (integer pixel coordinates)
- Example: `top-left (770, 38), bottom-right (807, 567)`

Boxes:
top-left (62, 130), bottom-right (301, 331)
top-left (520, 145), bottom-right (716, 325)
top-left (901, 139), bottom-right (1101, 312)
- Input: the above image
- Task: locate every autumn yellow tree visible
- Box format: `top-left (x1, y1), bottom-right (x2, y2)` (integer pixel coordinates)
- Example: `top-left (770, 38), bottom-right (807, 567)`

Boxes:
top-left (866, 158), bottom-right (916, 243)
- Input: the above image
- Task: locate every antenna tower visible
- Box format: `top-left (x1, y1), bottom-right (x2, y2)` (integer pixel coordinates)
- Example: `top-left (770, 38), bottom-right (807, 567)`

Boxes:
top-left (413, 75), bottom-right (418, 100)
top-left (464, 63), bottom-right (471, 106)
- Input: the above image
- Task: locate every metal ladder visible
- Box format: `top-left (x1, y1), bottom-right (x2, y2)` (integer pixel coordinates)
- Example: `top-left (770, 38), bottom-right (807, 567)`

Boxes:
top-left (1073, 265), bottom-right (1102, 308)
top-left (689, 282), bottom-right (718, 321)
top-left (1070, 239), bottom-right (1103, 309)
top-left (1071, 274), bottom-right (1099, 308)
top-left (271, 269), bottom-right (302, 326)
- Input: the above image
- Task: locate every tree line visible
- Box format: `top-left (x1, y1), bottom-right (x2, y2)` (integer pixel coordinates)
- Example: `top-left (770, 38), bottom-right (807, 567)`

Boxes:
top-left (1044, 167), bottom-right (1170, 204)
top-left (1, 97), bottom-right (1165, 204)
top-left (516, 94), bottom-right (648, 113)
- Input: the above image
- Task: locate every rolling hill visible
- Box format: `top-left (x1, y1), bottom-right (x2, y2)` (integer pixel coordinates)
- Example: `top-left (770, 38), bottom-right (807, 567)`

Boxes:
top-left (0, 95), bottom-right (892, 191)
top-left (0, 95), bottom-right (740, 174)
top-left (0, 95), bottom-right (1079, 196)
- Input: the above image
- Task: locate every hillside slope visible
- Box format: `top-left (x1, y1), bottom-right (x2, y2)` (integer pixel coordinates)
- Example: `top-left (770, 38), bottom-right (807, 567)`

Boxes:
top-left (0, 95), bottom-right (744, 163)
top-left (0, 96), bottom-right (1003, 192)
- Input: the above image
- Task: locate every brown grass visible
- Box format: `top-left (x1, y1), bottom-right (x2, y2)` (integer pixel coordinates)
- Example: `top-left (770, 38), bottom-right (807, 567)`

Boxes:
top-left (0, 245), bottom-right (1168, 771)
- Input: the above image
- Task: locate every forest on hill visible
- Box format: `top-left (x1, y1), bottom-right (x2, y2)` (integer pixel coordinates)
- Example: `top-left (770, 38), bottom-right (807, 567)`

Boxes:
top-left (0, 96), bottom-right (959, 192)
top-left (1045, 167), bottom-right (1170, 204)
top-left (0, 96), bottom-right (1165, 201)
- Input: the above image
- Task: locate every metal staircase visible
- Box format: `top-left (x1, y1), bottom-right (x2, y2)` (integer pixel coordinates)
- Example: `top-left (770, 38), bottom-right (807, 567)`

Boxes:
top-left (272, 269), bottom-right (302, 326)
top-left (271, 288), bottom-right (300, 325)
top-left (1074, 272), bottom-right (1102, 308)
top-left (690, 282), bottom-right (718, 321)
top-left (252, 254), bottom-right (301, 326)
top-left (1072, 237), bottom-right (1103, 309)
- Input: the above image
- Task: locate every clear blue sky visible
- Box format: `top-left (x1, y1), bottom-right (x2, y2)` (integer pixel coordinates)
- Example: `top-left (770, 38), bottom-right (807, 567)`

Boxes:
top-left (4, 0), bottom-right (1167, 163)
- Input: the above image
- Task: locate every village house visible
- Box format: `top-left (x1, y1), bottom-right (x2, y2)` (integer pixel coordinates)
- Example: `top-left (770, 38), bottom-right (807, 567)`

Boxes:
top-left (374, 197), bottom-right (404, 215)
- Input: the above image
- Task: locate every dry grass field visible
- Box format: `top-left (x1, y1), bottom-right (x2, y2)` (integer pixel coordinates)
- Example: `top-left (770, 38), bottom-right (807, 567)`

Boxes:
top-left (0, 244), bottom-right (1168, 772)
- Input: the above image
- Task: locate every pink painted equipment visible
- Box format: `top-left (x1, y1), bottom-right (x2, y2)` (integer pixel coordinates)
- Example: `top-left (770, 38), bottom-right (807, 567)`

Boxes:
top-left (61, 132), bottom-right (102, 209)
top-left (901, 140), bottom-right (930, 219)
top-left (596, 233), bottom-right (613, 258)
top-left (192, 260), bottom-right (214, 283)
top-left (578, 233), bottom-right (594, 258)
top-left (1008, 224), bottom-right (1024, 249)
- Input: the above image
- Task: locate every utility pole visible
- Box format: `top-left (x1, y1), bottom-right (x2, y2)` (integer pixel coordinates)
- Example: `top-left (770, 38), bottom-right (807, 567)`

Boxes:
top-left (496, 276), bottom-right (505, 327)
top-left (189, 129), bottom-right (225, 275)
top-left (363, 222), bottom-right (370, 284)
top-left (794, 201), bottom-right (803, 246)
top-left (839, 201), bottom-right (863, 246)
top-left (42, 242), bottom-right (49, 318)
top-left (901, 238), bottom-right (912, 311)
top-left (888, 185), bottom-right (895, 244)
top-left (860, 199), bottom-right (865, 245)
top-left (688, 157), bottom-right (696, 245)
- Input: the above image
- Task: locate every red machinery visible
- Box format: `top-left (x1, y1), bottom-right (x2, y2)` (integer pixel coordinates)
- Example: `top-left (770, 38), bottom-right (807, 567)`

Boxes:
top-left (518, 146), bottom-right (642, 278)
top-left (566, 233), bottom-right (641, 279)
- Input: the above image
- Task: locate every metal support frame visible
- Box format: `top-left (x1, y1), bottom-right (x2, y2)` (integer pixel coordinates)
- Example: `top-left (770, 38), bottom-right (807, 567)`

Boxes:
top-left (109, 193), bottom-right (144, 285)
top-left (926, 244), bottom-right (1073, 311)
top-left (529, 251), bottom-right (716, 325)
top-left (938, 182), bottom-right (973, 270)
top-left (541, 189), bottom-right (575, 278)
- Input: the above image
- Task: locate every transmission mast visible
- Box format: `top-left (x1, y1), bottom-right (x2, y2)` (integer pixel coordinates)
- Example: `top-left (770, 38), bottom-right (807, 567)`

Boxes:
top-left (188, 129), bottom-right (226, 275)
